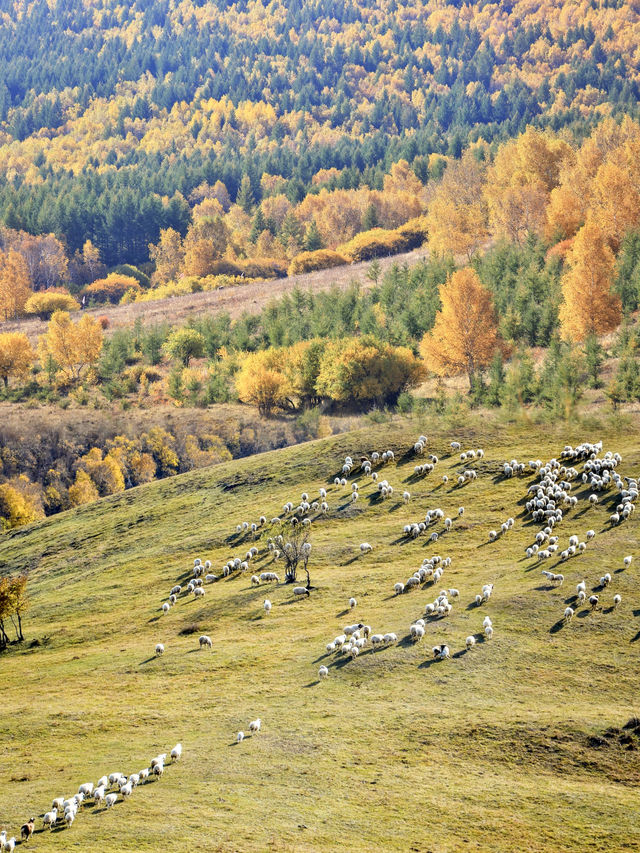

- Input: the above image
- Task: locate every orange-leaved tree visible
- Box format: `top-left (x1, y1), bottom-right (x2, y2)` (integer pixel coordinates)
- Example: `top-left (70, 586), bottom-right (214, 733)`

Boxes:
top-left (559, 219), bottom-right (622, 342)
top-left (38, 311), bottom-right (104, 383)
top-left (419, 268), bottom-right (502, 388)
top-left (235, 349), bottom-right (293, 417)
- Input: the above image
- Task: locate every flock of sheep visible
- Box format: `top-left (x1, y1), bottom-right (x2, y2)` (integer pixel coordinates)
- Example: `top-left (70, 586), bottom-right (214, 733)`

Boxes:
top-left (0, 746), bottom-right (181, 847)
top-left (4, 428), bottom-right (636, 845)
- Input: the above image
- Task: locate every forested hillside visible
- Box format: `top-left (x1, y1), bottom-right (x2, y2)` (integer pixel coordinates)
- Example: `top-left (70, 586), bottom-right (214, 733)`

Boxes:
top-left (0, 0), bottom-right (639, 266)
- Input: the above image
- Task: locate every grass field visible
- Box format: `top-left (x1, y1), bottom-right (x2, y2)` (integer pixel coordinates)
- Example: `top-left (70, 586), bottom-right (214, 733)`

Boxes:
top-left (0, 412), bottom-right (639, 852)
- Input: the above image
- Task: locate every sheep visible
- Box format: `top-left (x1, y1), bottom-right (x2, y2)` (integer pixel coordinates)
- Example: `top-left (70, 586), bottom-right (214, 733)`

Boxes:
top-left (589, 595), bottom-right (599, 609)
top-left (465, 636), bottom-right (476, 650)
top-left (293, 587), bottom-right (310, 597)
top-left (263, 599), bottom-right (272, 615)
top-left (360, 542), bottom-right (373, 553)
top-left (170, 585), bottom-right (181, 595)
top-left (383, 632), bottom-right (398, 644)
top-left (394, 581), bottom-right (405, 595)
top-left (600, 573), bottom-right (612, 587)
top-left (370, 634), bottom-right (385, 646)
top-left (347, 596), bottom-right (357, 610)
top-left (484, 625), bottom-right (493, 640)
top-left (432, 644), bottom-right (450, 660)
top-left (249, 718), bottom-right (261, 734)
top-left (410, 624), bottom-right (425, 641)
top-left (78, 782), bottom-right (94, 797)
top-left (105, 794), bottom-right (118, 808)
top-left (199, 634), bottom-right (212, 650)
top-left (613, 594), bottom-right (622, 608)
top-left (577, 590), bottom-right (587, 604)
top-left (3, 839), bottom-right (15, 853)
top-left (20, 819), bottom-right (35, 842)
top-left (564, 607), bottom-right (574, 623)
top-left (153, 763), bottom-right (164, 778)
top-left (624, 555), bottom-right (633, 568)
top-left (43, 809), bottom-right (58, 829)
top-left (161, 602), bottom-right (171, 616)
top-left (489, 530), bottom-right (498, 542)
top-left (576, 581), bottom-right (586, 595)
top-left (94, 786), bottom-right (106, 805)
top-left (318, 665), bottom-right (329, 679)
top-left (155, 643), bottom-right (165, 656)
top-left (52, 797), bottom-right (65, 811)
top-left (483, 616), bottom-right (492, 628)
top-left (237, 731), bottom-right (245, 743)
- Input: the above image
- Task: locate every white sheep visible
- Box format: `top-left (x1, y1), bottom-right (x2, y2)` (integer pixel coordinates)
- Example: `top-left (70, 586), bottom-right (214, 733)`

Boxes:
top-left (383, 632), bottom-right (398, 644)
top-left (155, 643), bottom-right (165, 656)
top-left (564, 607), bottom-right (574, 623)
top-left (171, 743), bottom-right (182, 761)
top-left (249, 718), bottom-right (261, 734)
top-left (394, 582), bottom-right (405, 595)
top-left (360, 542), bottom-right (373, 553)
top-left (349, 597), bottom-right (357, 609)
top-left (465, 636), bottom-right (476, 650)
top-left (4, 837), bottom-right (16, 852)
top-left (264, 599), bottom-right (272, 614)
top-left (293, 587), bottom-right (309, 597)
top-left (78, 782), bottom-right (94, 797)
top-left (613, 594), bottom-right (622, 608)
top-left (199, 635), bottom-right (212, 650)
top-left (105, 794), bottom-right (118, 808)
top-left (318, 665), bottom-right (329, 679)
top-left (162, 602), bottom-right (171, 614)
top-left (237, 731), bottom-right (244, 743)
top-left (94, 786), bottom-right (106, 805)
top-left (484, 625), bottom-right (493, 640)
top-left (624, 555), bottom-right (633, 568)
top-left (43, 809), bottom-right (58, 829)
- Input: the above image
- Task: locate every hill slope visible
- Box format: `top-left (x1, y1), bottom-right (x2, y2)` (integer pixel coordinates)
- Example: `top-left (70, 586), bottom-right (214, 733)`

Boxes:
top-left (0, 415), bottom-right (639, 851)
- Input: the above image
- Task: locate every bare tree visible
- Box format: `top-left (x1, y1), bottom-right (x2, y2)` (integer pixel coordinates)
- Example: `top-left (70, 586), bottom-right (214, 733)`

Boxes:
top-left (272, 524), bottom-right (313, 587)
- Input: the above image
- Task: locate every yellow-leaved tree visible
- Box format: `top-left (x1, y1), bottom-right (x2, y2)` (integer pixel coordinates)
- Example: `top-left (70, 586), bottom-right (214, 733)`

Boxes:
top-left (235, 349), bottom-right (293, 417)
top-left (425, 151), bottom-right (488, 260)
top-left (38, 311), bottom-right (103, 383)
top-left (559, 219), bottom-right (622, 342)
top-left (0, 249), bottom-right (32, 320)
top-left (419, 268), bottom-right (501, 387)
top-left (0, 332), bottom-right (35, 388)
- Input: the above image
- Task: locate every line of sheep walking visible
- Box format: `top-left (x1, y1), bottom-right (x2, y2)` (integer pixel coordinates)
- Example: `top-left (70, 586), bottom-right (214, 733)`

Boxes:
top-left (0, 745), bottom-right (181, 846)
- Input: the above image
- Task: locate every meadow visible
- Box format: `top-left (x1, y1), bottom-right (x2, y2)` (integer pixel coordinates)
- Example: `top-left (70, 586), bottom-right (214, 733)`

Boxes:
top-left (0, 413), bottom-right (638, 852)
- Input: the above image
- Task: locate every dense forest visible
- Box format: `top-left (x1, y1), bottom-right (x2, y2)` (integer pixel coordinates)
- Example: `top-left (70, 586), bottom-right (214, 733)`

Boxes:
top-left (0, 0), bottom-right (639, 265)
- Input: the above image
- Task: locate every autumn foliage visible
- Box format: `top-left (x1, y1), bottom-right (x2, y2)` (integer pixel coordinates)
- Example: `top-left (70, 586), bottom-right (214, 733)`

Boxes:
top-left (38, 311), bottom-right (104, 383)
top-left (288, 250), bottom-right (347, 276)
top-left (559, 220), bottom-right (622, 342)
top-left (419, 268), bottom-right (502, 383)
top-left (0, 332), bottom-right (36, 388)
top-left (24, 288), bottom-right (80, 318)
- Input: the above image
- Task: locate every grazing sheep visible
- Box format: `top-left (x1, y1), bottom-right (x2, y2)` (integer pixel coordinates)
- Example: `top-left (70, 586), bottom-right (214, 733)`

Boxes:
top-left (105, 794), bottom-right (118, 809)
top-left (613, 594), bottom-right (622, 608)
top-left (237, 731), bottom-right (244, 743)
top-left (465, 636), bottom-right (476, 650)
top-left (432, 644), bottom-right (450, 660)
top-left (624, 555), bottom-right (633, 568)
top-left (383, 632), bottom-right (398, 644)
top-left (349, 597), bottom-right (357, 609)
top-left (78, 782), bottom-right (94, 798)
top-left (94, 786), bottom-right (106, 805)
top-left (170, 743), bottom-right (182, 762)
top-left (484, 625), bottom-right (493, 640)
top-left (293, 587), bottom-right (310, 597)
top-left (249, 718), bottom-right (261, 734)
top-left (564, 607), bottom-right (574, 623)
top-left (153, 763), bottom-right (164, 778)
top-left (199, 635), bottom-right (212, 650)
top-left (360, 542), bottom-right (373, 553)
top-left (4, 839), bottom-right (15, 853)
top-left (318, 665), bottom-right (329, 679)
top-left (155, 643), bottom-right (165, 656)
top-left (589, 595), bottom-right (599, 609)
top-left (600, 573), bottom-right (612, 587)
top-left (394, 582), bottom-right (405, 595)
top-left (251, 575), bottom-right (260, 586)
top-left (403, 491), bottom-right (411, 503)
top-left (161, 601), bottom-right (170, 613)
top-left (20, 820), bottom-right (35, 842)
top-left (263, 599), bottom-right (272, 615)
top-left (52, 797), bottom-right (64, 811)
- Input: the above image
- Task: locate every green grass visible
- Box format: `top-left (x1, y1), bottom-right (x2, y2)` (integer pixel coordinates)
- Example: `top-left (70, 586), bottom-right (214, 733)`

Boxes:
top-left (0, 413), bottom-right (639, 852)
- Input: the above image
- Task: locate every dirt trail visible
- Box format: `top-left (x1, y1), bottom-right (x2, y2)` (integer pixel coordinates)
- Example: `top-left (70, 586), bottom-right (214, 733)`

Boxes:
top-left (1, 248), bottom-right (428, 342)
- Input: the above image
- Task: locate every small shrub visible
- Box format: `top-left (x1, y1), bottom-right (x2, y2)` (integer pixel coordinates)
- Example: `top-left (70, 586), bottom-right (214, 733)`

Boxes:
top-left (288, 249), bottom-right (347, 275)
top-left (98, 316), bottom-right (110, 329)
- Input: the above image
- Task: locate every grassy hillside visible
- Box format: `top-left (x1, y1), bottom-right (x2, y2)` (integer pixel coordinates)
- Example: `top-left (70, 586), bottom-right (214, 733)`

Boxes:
top-left (0, 413), bottom-right (639, 852)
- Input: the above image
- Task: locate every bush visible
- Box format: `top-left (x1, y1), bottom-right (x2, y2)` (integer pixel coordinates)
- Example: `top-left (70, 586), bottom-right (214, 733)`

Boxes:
top-left (340, 228), bottom-right (408, 262)
top-left (396, 216), bottom-right (429, 250)
top-left (98, 316), bottom-right (110, 329)
top-left (84, 274), bottom-right (142, 304)
top-left (238, 258), bottom-right (287, 279)
top-left (24, 289), bottom-right (80, 319)
top-left (164, 328), bottom-right (206, 366)
top-left (110, 264), bottom-right (151, 288)
top-left (288, 249), bottom-right (347, 276)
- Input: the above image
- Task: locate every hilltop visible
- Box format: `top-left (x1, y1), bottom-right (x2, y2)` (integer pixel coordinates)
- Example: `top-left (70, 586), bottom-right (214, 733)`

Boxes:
top-left (0, 414), bottom-right (638, 851)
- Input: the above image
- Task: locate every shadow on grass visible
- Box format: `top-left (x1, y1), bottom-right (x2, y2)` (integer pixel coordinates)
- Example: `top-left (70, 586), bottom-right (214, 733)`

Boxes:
top-left (336, 608), bottom-right (350, 618)
top-left (630, 629), bottom-right (640, 643)
top-left (417, 657), bottom-right (441, 670)
top-left (452, 649), bottom-right (468, 659)
top-left (534, 584), bottom-right (556, 591)
top-left (302, 680), bottom-right (320, 688)
top-left (549, 619), bottom-right (565, 634)
top-left (147, 615), bottom-right (161, 624)
top-left (576, 609), bottom-right (593, 619)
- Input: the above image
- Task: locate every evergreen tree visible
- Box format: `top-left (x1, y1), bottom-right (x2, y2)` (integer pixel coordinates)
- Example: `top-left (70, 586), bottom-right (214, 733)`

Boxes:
top-left (303, 220), bottom-right (323, 251)
top-left (236, 175), bottom-right (254, 215)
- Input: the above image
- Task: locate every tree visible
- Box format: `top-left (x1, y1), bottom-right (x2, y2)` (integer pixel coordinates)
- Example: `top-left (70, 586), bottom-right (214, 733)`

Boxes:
top-left (584, 333), bottom-right (604, 388)
top-left (235, 349), bottom-right (293, 416)
top-left (0, 332), bottom-right (35, 388)
top-left (38, 311), bottom-right (104, 383)
top-left (149, 228), bottom-right (184, 286)
top-left (84, 274), bottom-right (141, 304)
top-left (163, 328), bottom-right (206, 366)
top-left (0, 480), bottom-right (44, 531)
top-left (419, 268), bottom-right (502, 388)
top-left (271, 523), bottom-right (312, 585)
top-left (426, 151), bottom-right (488, 260)
top-left (0, 249), bottom-right (32, 320)
top-left (559, 219), bottom-right (622, 342)
top-left (366, 259), bottom-right (382, 285)
top-left (236, 175), bottom-right (255, 214)
top-left (68, 469), bottom-right (99, 507)
top-left (181, 217), bottom-right (229, 277)
top-left (303, 220), bottom-right (323, 251)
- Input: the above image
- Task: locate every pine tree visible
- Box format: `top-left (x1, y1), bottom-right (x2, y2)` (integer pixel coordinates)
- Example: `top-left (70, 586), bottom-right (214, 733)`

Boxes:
top-left (303, 220), bottom-right (323, 251)
top-left (236, 175), bottom-right (254, 215)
